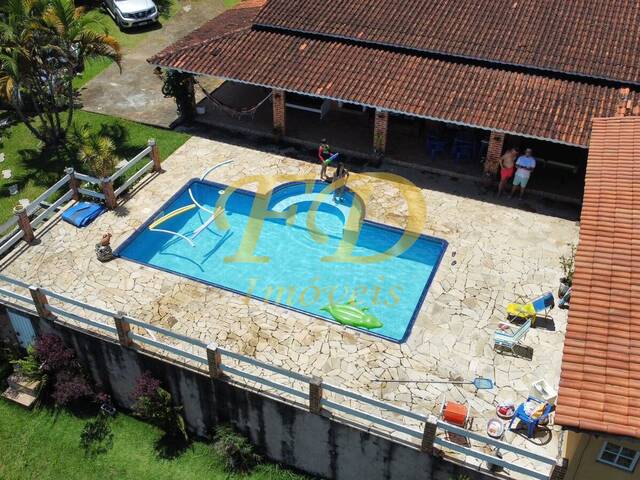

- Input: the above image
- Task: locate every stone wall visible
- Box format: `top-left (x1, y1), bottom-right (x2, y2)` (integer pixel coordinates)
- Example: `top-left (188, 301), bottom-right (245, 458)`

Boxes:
top-left (7, 305), bottom-right (495, 480)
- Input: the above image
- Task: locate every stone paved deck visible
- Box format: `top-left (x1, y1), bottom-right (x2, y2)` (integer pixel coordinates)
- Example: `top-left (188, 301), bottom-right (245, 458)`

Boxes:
top-left (0, 136), bottom-right (579, 475)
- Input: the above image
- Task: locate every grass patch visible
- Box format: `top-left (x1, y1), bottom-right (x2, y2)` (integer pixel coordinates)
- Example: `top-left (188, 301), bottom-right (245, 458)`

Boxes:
top-left (73, 0), bottom-right (181, 89)
top-left (0, 111), bottom-right (190, 225)
top-left (0, 399), bottom-right (306, 480)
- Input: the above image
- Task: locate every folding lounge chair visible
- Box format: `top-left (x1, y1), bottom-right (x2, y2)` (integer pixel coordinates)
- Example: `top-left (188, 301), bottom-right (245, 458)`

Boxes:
top-left (506, 292), bottom-right (554, 325)
top-left (494, 319), bottom-right (532, 355)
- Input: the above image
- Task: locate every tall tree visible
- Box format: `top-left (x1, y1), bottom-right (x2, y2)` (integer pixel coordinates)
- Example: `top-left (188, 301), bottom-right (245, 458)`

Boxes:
top-left (0, 0), bottom-right (122, 147)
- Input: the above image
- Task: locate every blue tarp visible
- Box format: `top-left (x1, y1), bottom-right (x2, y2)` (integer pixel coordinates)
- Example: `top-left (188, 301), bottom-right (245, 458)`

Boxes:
top-left (62, 202), bottom-right (105, 227)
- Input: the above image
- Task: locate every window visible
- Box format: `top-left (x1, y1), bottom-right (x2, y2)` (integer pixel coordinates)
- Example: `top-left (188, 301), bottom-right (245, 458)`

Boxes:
top-left (598, 442), bottom-right (640, 472)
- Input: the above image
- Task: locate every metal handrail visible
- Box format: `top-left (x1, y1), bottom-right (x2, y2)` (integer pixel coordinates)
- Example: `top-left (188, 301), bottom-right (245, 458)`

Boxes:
top-left (47, 304), bottom-right (117, 334)
top-left (0, 273), bottom-right (563, 476)
top-left (436, 420), bottom-right (557, 465)
top-left (220, 347), bottom-right (311, 383)
top-left (114, 160), bottom-right (153, 197)
top-left (0, 273), bottom-right (31, 289)
top-left (222, 364), bottom-right (309, 400)
top-left (324, 382), bottom-right (427, 423)
top-left (77, 187), bottom-right (105, 200)
top-left (75, 172), bottom-right (102, 184)
top-left (322, 398), bottom-right (423, 439)
top-left (41, 288), bottom-right (116, 318)
top-left (0, 286), bottom-right (32, 304)
top-left (31, 190), bottom-right (73, 229)
top-left (109, 145), bottom-right (152, 182)
top-left (125, 315), bottom-right (206, 348)
top-left (0, 216), bottom-right (19, 238)
top-left (0, 231), bottom-right (24, 257)
top-left (131, 333), bottom-right (207, 365)
top-left (25, 175), bottom-right (71, 215)
top-left (434, 437), bottom-right (549, 480)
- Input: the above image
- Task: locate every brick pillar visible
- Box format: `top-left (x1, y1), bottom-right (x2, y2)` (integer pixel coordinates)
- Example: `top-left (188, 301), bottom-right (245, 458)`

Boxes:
top-left (421, 414), bottom-right (438, 453)
top-left (373, 109), bottom-right (389, 153)
top-left (206, 343), bottom-right (223, 379)
top-left (64, 167), bottom-right (80, 201)
top-left (102, 178), bottom-right (117, 210)
top-left (309, 376), bottom-right (323, 413)
top-left (14, 205), bottom-right (34, 243)
top-left (484, 131), bottom-right (505, 175)
top-left (114, 312), bottom-right (132, 347)
top-left (29, 286), bottom-right (52, 319)
top-left (272, 89), bottom-right (286, 136)
top-left (148, 138), bottom-right (162, 173)
top-left (549, 458), bottom-right (569, 480)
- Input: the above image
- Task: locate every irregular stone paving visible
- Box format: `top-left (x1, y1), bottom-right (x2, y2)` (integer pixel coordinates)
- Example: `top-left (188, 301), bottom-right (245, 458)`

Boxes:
top-left (0, 136), bottom-right (578, 477)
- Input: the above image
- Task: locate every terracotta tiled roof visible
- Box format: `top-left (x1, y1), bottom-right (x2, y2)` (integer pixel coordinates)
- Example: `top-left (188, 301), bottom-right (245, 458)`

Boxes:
top-left (160, 0), bottom-right (265, 54)
top-left (255, 0), bottom-right (640, 85)
top-left (149, 26), bottom-right (637, 147)
top-left (555, 116), bottom-right (640, 439)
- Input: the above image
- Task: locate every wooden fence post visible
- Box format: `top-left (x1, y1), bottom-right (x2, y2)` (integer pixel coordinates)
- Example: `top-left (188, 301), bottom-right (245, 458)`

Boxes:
top-left (113, 311), bottom-right (132, 347)
top-left (29, 286), bottom-right (52, 319)
top-left (549, 458), bottom-right (569, 480)
top-left (206, 343), bottom-right (223, 379)
top-left (101, 178), bottom-right (117, 209)
top-left (421, 414), bottom-right (438, 453)
top-left (309, 376), bottom-right (323, 413)
top-left (14, 205), bottom-right (34, 243)
top-left (148, 139), bottom-right (162, 173)
top-left (64, 167), bottom-right (80, 201)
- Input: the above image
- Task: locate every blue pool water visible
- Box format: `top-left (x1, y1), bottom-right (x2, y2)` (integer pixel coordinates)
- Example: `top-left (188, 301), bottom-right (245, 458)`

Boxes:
top-left (116, 180), bottom-right (447, 342)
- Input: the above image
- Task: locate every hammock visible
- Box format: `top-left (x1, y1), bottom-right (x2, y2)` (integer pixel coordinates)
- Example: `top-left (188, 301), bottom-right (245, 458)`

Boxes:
top-left (195, 79), bottom-right (272, 119)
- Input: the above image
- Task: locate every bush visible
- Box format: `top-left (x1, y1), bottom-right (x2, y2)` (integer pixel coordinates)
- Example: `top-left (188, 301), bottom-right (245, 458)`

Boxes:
top-left (559, 244), bottom-right (577, 285)
top-left (80, 414), bottom-right (114, 457)
top-left (51, 369), bottom-right (92, 407)
top-left (34, 335), bottom-right (76, 373)
top-left (12, 335), bottom-right (92, 406)
top-left (132, 371), bottom-right (187, 441)
top-left (213, 425), bottom-right (261, 473)
top-left (12, 344), bottom-right (42, 380)
top-left (161, 70), bottom-right (195, 120)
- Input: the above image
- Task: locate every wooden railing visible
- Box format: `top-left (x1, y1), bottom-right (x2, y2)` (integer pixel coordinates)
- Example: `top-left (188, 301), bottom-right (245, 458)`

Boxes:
top-left (0, 139), bottom-right (161, 257)
top-left (0, 273), bottom-right (567, 480)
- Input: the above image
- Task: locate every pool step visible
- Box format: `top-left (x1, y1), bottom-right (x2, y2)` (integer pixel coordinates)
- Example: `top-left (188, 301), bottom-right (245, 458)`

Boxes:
top-left (271, 192), bottom-right (355, 221)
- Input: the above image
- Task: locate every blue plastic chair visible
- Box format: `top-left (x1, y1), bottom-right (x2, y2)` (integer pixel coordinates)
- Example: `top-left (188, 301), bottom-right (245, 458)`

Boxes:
top-left (426, 136), bottom-right (448, 159)
top-left (508, 396), bottom-right (553, 437)
top-left (452, 139), bottom-right (474, 162)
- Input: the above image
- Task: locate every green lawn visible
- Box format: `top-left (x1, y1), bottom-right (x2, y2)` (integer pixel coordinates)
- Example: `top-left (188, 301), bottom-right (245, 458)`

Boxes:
top-left (0, 111), bottom-right (190, 226)
top-left (0, 399), bottom-right (305, 480)
top-left (73, 0), bottom-right (181, 89)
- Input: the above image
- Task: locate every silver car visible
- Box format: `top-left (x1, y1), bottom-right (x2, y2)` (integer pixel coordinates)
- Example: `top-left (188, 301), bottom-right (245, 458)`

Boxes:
top-left (103, 0), bottom-right (159, 28)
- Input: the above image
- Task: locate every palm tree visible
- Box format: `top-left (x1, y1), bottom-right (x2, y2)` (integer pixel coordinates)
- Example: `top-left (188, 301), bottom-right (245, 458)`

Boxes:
top-left (74, 124), bottom-right (119, 178)
top-left (0, 0), bottom-right (122, 147)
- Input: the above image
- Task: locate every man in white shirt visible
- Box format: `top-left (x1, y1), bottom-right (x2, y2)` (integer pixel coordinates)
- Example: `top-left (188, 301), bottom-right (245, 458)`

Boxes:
top-left (511, 148), bottom-right (536, 199)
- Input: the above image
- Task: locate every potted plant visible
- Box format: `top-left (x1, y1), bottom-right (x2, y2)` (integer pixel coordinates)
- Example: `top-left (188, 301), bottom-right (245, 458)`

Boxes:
top-left (97, 392), bottom-right (116, 417)
top-left (558, 244), bottom-right (576, 298)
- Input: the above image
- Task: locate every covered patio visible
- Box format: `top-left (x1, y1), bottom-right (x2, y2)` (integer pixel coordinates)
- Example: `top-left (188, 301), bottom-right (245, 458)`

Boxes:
top-left (194, 81), bottom-right (588, 202)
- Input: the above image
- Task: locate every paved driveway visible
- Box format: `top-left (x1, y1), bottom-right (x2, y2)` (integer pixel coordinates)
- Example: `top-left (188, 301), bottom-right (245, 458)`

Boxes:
top-left (80, 0), bottom-right (226, 127)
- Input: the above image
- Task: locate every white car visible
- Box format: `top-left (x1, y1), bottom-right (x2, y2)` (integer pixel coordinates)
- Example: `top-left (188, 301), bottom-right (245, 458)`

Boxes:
top-left (103, 0), bottom-right (159, 28)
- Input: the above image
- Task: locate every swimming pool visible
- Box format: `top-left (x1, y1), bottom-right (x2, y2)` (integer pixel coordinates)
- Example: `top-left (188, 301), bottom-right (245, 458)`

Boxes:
top-left (116, 180), bottom-right (447, 342)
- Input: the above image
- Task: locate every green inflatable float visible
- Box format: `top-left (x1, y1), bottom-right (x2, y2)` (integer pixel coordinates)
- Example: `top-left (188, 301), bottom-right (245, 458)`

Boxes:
top-left (321, 301), bottom-right (383, 330)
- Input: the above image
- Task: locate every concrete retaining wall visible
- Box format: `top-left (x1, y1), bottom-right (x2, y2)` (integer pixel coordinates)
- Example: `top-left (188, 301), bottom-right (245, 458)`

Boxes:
top-left (8, 306), bottom-right (495, 480)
